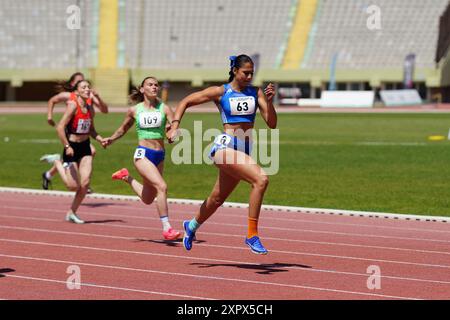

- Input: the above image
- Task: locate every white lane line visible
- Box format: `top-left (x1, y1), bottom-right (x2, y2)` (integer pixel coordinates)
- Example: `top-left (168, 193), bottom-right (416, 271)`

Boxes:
top-left (1, 187), bottom-right (449, 223)
top-left (2, 227), bottom-right (450, 286)
top-left (18, 139), bottom-right (59, 144)
top-left (0, 274), bottom-right (214, 300)
top-left (0, 254), bottom-right (421, 300)
top-left (2, 205), bottom-right (450, 244)
top-left (2, 223), bottom-right (450, 257)
top-left (3, 195), bottom-right (450, 234)
top-left (1, 236), bottom-right (450, 272)
top-left (0, 215), bottom-right (57, 222)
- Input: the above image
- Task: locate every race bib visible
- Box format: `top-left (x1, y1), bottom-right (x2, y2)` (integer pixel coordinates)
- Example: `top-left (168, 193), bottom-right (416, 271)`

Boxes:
top-left (214, 134), bottom-right (232, 147)
top-left (76, 119), bottom-right (91, 134)
top-left (134, 148), bottom-right (146, 160)
top-left (139, 112), bottom-right (162, 128)
top-left (229, 96), bottom-right (255, 115)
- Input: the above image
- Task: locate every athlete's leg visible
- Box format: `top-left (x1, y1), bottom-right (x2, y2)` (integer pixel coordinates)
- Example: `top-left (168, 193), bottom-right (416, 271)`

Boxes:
top-left (114, 164), bottom-right (158, 204)
top-left (182, 165), bottom-right (241, 251)
top-left (40, 154), bottom-right (61, 189)
top-left (69, 155), bottom-right (92, 214)
top-left (213, 148), bottom-right (269, 254)
top-left (90, 144), bottom-right (97, 158)
top-left (133, 159), bottom-right (180, 239)
top-left (195, 169), bottom-right (240, 224)
top-left (48, 164), bottom-right (58, 177)
top-left (86, 144), bottom-right (96, 194)
top-left (214, 149), bottom-right (268, 219)
top-left (54, 160), bottom-right (79, 191)
top-left (134, 158), bottom-right (168, 215)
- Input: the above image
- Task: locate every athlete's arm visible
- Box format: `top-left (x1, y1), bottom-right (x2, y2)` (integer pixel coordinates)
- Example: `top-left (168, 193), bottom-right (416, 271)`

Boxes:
top-left (257, 83), bottom-right (277, 129)
top-left (105, 107), bottom-right (135, 145)
top-left (169, 85), bottom-right (223, 133)
top-left (56, 101), bottom-right (76, 155)
top-left (164, 103), bottom-right (176, 143)
top-left (164, 103), bottom-right (175, 125)
top-left (47, 92), bottom-right (71, 126)
top-left (167, 86), bottom-right (222, 141)
top-left (89, 122), bottom-right (105, 147)
top-left (86, 104), bottom-right (104, 145)
top-left (91, 89), bottom-right (109, 114)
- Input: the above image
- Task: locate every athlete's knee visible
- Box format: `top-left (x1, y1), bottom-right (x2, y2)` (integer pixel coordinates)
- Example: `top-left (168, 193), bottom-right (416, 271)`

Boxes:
top-left (155, 182), bottom-right (167, 195)
top-left (79, 178), bottom-right (90, 190)
top-left (66, 182), bottom-right (79, 191)
top-left (253, 174), bottom-right (269, 190)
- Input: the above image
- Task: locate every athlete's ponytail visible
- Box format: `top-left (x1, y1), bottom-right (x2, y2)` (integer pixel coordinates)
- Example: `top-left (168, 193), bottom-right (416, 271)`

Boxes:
top-left (228, 54), bottom-right (254, 83)
top-left (55, 72), bottom-right (85, 93)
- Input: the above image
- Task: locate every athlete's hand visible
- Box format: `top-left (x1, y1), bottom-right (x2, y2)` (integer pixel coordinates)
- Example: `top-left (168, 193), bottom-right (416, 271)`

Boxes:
top-left (90, 89), bottom-right (99, 98)
top-left (65, 146), bottom-right (74, 157)
top-left (166, 128), bottom-right (180, 144)
top-left (264, 83), bottom-right (275, 102)
top-left (101, 137), bottom-right (112, 148)
top-left (47, 117), bottom-right (56, 127)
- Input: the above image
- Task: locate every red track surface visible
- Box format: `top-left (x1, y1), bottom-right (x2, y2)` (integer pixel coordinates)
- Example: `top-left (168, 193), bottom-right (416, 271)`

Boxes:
top-left (1, 191), bottom-right (450, 300)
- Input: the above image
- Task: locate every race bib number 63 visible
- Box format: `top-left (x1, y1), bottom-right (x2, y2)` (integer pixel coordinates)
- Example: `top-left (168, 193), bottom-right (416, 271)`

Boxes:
top-left (229, 96), bottom-right (255, 115)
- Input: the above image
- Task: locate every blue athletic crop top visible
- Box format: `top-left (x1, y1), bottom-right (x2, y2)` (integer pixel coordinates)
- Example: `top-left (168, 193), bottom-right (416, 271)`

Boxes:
top-left (218, 83), bottom-right (258, 124)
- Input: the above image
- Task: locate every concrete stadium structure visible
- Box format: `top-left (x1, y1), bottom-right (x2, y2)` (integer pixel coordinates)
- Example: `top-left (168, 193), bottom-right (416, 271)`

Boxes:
top-left (0, 0), bottom-right (449, 104)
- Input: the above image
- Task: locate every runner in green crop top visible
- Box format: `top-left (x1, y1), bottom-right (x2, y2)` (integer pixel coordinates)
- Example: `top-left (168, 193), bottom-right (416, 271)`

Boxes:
top-left (134, 100), bottom-right (167, 140)
top-left (102, 76), bottom-right (181, 240)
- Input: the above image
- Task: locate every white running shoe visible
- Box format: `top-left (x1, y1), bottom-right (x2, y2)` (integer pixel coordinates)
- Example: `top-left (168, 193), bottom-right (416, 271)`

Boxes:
top-left (65, 212), bottom-right (85, 224)
top-left (40, 154), bottom-right (61, 164)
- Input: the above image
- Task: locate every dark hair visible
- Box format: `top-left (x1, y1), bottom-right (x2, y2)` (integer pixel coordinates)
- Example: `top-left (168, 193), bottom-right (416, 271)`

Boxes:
top-left (55, 72), bottom-right (85, 93)
top-left (68, 80), bottom-right (90, 95)
top-left (228, 54), bottom-right (254, 82)
top-left (128, 76), bottom-right (158, 104)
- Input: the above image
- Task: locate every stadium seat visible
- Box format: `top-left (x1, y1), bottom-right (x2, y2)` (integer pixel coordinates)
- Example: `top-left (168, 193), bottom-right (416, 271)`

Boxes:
top-left (302, 0), bottom-right (449, 69)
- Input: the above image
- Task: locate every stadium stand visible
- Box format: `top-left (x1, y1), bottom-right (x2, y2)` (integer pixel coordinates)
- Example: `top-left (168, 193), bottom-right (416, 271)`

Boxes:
top-left (1, 0), bottom-right (450, 103)
top-left (119, 0), bottom-right (295, 69)
top-left (435, 1), bottom-right (450, 102)
top-left (0, 0), bottom-right (96, 69)
top-left (302, 0), bottom-right (449, 69)
top-left (436, 2), bottom-right (450, 64)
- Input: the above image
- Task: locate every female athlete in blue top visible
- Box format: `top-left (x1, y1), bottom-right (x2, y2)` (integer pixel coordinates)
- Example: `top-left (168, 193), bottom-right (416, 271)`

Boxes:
top-left (167, 54), bottom-right (277, 254)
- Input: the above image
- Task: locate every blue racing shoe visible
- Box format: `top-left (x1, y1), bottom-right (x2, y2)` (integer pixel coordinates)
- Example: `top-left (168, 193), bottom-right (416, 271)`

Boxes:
top-left (245, 236), bottom-right (268, 255)
top-left (183, 220), bottom-right (196, 251)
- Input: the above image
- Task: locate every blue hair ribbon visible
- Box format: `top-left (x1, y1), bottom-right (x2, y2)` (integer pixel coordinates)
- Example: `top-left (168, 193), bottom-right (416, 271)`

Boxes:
top-left (229, 55), bottom-right (237, 68)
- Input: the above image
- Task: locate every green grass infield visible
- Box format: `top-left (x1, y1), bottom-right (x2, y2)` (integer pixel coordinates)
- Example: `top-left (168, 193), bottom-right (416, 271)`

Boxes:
top-left (1, 112), bottom-right (450, 216)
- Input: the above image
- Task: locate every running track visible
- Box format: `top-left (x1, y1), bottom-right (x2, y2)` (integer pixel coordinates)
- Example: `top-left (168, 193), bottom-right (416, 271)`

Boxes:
top-left (1, 190), bottom-right (450, 300)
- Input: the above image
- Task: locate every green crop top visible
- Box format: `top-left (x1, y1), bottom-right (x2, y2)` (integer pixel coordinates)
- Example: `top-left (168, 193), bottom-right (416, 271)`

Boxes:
top-left (134, 102), bottom-right (166, 140)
